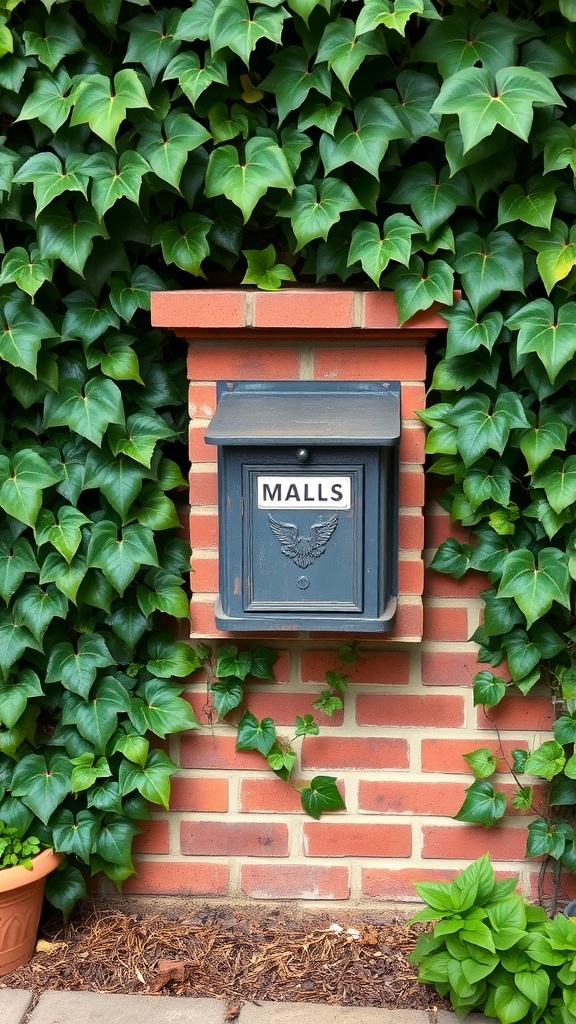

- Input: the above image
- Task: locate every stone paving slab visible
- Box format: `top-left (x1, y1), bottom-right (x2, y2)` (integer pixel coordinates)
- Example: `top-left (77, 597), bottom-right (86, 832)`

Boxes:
top-left (27, 991), bottom-right (227, 1024)
top-left (0, 989), bottom-right (33, 1024)
top-left (9, 990), bottom-right (494, 1024)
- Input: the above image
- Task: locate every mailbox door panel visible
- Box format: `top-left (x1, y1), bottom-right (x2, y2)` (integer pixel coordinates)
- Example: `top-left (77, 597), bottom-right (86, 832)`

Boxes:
top-left (243, 463), bottom-right (363, 612)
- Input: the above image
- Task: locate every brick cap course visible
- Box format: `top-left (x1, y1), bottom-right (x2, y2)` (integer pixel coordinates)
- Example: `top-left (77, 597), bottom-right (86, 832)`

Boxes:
top-left (151, 288), bottom-right (451, 332)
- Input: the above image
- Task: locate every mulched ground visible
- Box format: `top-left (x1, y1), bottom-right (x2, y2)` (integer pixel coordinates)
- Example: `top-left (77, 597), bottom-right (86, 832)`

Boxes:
top-left (1, 900), bottom-right (448, 1017)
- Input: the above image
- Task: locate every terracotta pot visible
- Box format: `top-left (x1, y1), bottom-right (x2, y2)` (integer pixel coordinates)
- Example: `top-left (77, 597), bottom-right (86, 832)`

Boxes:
top-left (0, 848), bottom-right (62, 976)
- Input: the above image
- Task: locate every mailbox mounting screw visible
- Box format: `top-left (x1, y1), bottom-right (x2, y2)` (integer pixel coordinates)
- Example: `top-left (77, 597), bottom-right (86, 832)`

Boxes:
top-left (296, 448), bottom-right (309, 462)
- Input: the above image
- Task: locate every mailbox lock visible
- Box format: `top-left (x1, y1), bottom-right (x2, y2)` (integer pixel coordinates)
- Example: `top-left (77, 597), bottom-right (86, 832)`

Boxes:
top-left (296, 448), bottom-right (309, 463)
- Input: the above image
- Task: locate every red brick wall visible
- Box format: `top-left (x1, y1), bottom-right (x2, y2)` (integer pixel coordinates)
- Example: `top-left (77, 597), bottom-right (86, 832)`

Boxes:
top-left (131, 288), bottom-right (553, 906)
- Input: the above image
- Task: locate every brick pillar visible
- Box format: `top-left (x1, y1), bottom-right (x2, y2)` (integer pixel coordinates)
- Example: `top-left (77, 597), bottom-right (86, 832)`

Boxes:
top-left (124, 288), bottom-right (553, 906)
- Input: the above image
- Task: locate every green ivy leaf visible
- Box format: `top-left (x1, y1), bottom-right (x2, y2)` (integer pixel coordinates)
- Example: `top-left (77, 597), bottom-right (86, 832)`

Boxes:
top-left (320, 98), bottom-right (405, 179)
top-left (129, 677), bottom-right (200, 738)
top-left (23, 10), bottom-right (84, 71)
top-left (389, 164), bottom-right (472, 241)
top-left (209, 0), bottom-right (289, 65)
top-left (261, 47), bottom-right (331, 124)
top-left (447, 392), bottom-right (529, 467)
top-left (13, 151), bottom-right (89, 217)
top-left (95, 814), bottom-right (139, 865)
top-left (453, 230), bottom-right (525, 315)
top-left (431, 66), bottom-right (563, 152)
top-left (300, 776), bottom-right (345, 819)
top-left (11, 752), bottom-right (73, 824)
top-left (386, 255), bottom-right (454, 326)
top-left (146, 637), bottom-right (202, 678)
top-left (0, 291), bottom-right (58, 375)
top-left (123, 10), bottom-right (181, 85)
top-left (0, 539), bottom-right (39, 605)
top-left (211, 680), bottom-right (244, 718)
top-left (0, 246), bottom-right (54, 298)
top-left (35, 505), bottom-right (89, 563)
top-left (462, 749), bottom-right (498, 779)
top-left (37, 198), bottom-right (108, 276)
top-left (518, 406), bottom-right (568, 473)
top-left (498, 548), bottom-right (571, 627)
top-left (17, 67), bottom-right (74, 132)
top-left (473, 672), bottom-right (507, 708)
top-left (138, 111), bottom-right (211, 189)
top-left (46, 633), bottom-right (115, 699)
top-left (163, 51), bottom-right (228, 107)
top-left (87, 521), bottom-right (158, 596)
top-left (118, 749), bottom-right (178, 808)
top-left (347, 214), bottom-right (419, 285)
top-left (52, 808), bottom-right (100, 864)
top-left (152, 213), bottom-right (213, 277)
top-left (415, 10), bottom-right (527, 79)
top-left (523, 218), bottom-right (576, 294)
top-left (206, 136), bottom-right (294, 222)
top-left (70, 69), bottom-right (152, 149)
top-left (0, 450), bottom-right (61, 529)
top-left (454, 780), bottom-right (507, 825)
top-left (43, 374), bottom-right (124, 446)
top-left (532, 455), bottom-right (576, 513)
top-left (294, 714), bottom-right (319, 736)
top-left (87, 150), bottom-right (150, 220)
top-left (498, 177), bottom-right (558, 230)
top-left (236, 710), bottom-right (276, 754)
top-left (316, 19), bottom-right (386, 93)
top-left (241, 245), bottom-right (295, 290)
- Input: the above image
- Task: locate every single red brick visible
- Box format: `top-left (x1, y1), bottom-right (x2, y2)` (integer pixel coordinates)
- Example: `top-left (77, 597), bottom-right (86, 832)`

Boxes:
top-left (240, 777), bottom-right (308, 813)
top-left (189, 424), bottom-right (214, 464)
top-left (356, 693), bottom-right (465, 728)
top-left (421, 738), bottom-right (528, 775)
top-left (132, 819), bottom-right (170, 855)
top-left (170, 776), bottom-right (229, 812)
top-left (401, 383), bottom-right (426, 422)
top-left (189, 382), bottom-right (217, 418)
top-left (399, 514), bottom-right (425, 551)
top-left (180, 734), bottom-right (269, 770)
top-left (190, 470), bottom-right (218, 506)
top-left (245, 690), bottom-right (343, 727)
top-left (180, 820), bottom-right (288, 857)
top-left (189, 512), bottom-right (218, 548)
top-left (424, 570), bottom-right (488, 599)
top-left (362, 293), bottom-right (450, 331)
top-left (124, 860), bottom-right (229, 896)
top-left (187, 344), bottom-right (300, 381)
top-left (253, 290), bottom-right (354, 329)
top-left (477, 695), bottom-right (553, 733)
top-left (313, 345), bottom-right (426, 383)
top-left (153, 290), bottom-right (246, 329)
top-left (421, 650), bottom-right (504, 688)
top-left (359, 780), bottom-right (467, 816)
top-left (241, 864), bottom-right (349, 899)
top-left (424, 510), bottom-right (471, 547)
top-left (191, 555), bottom-right (218, 593)
top-left (399, 470), bottom-right (425, 508)
top-left (423, 603), bottom-right (469, 641)
top-left (399, 559), bottom-right (424, 595)
top-left (387, 599), bottom-right (423, 640)
top-left (300, 649), bottom-right (410, 686)
top-left (399, 425), bottom-right (426, 465)
top-left (362, 867), bottom-right (458, 902)
top-left (302, 736), bottom-right (409, 771)
top-left (422, 824), bottom-right (528, 861)
top-left (303, 822), bottom-right (411, 858)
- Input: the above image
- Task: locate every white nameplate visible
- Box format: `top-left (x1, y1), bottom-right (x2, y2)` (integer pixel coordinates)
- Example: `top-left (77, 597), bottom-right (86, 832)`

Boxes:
top-left (257, 476), bottom-right (351, 509)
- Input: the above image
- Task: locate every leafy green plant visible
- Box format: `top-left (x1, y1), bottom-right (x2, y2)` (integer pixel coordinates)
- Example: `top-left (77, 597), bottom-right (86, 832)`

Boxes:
top-left (200, 642), bottom-right (356, 817)
top-left (410, 854), bottom-right (576, 1024)
top-left (0, 819), bottom-right (41, 870)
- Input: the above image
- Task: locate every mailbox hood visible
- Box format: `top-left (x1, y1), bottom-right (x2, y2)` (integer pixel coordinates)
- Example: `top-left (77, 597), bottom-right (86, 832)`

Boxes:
top-left (205, 380), bottom-right (401, 446)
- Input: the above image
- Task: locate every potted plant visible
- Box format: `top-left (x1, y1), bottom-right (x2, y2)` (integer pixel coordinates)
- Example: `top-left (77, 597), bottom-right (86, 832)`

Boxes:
top-left (0, 820), bottom-right (62, 976)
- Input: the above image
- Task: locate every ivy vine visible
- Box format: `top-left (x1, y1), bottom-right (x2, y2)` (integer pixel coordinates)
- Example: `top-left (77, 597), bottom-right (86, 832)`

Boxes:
top-left (0, 0), bottom-right (575, 912)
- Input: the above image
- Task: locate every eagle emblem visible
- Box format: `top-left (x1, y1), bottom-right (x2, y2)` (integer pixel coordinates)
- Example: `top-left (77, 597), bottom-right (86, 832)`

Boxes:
top-left (267, 513), bottom-right (339, 569)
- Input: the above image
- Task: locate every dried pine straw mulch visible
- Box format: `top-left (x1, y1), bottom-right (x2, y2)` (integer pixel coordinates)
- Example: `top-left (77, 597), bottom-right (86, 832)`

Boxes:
top-left (2, 900), bottom-right (448, 1015)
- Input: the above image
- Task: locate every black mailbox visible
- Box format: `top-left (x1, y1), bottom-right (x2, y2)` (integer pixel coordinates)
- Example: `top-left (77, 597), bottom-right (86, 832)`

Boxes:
top-left (205, 380), bottom-right (400, 633)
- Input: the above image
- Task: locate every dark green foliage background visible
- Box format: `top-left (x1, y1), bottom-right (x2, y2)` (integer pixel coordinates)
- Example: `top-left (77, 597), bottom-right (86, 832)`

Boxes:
top-left (1, 0), bottom-right (576, 908)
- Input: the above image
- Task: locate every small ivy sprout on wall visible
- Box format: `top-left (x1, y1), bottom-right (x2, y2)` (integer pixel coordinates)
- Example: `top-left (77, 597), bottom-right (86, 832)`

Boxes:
top-left (197, 642), bottom-right (357, 817)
